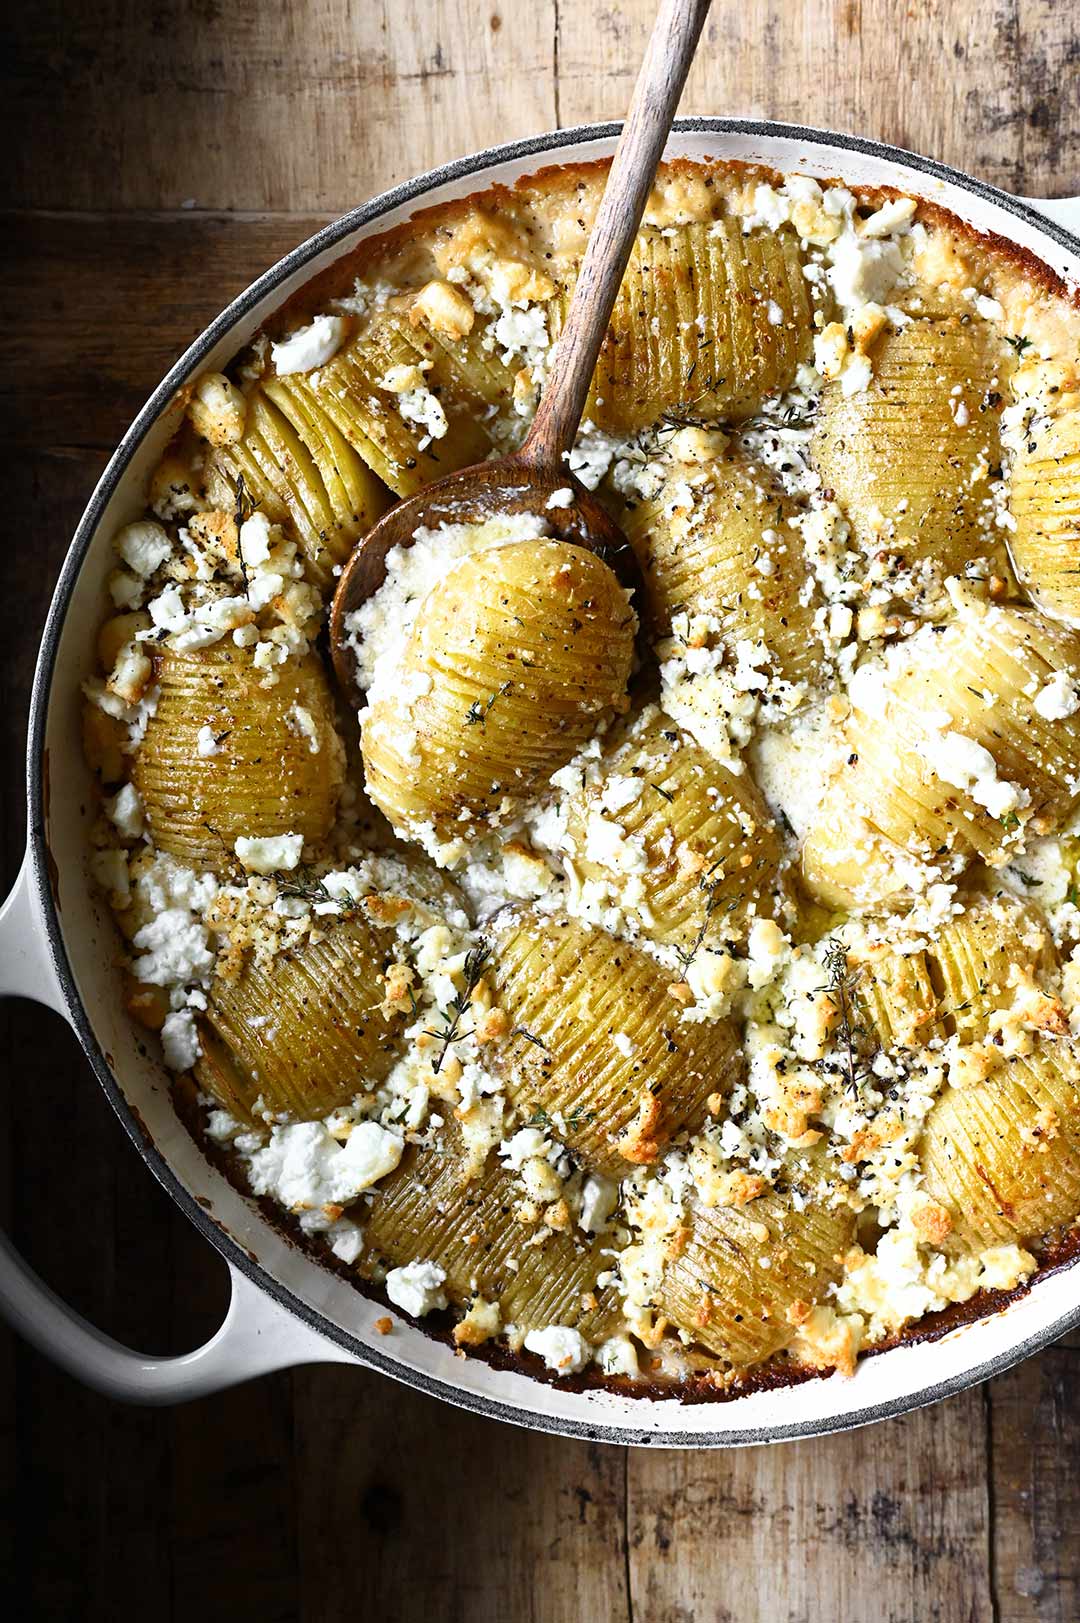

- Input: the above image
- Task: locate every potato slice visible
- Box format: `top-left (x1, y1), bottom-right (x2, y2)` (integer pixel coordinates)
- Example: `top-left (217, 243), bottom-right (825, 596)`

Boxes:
top-left (362, 540), bottom-right (634, 848)
top-left (558, 707), bottom-right (781, 952)
top-left (621, 448), bottom-right (824, 686)
top-left (552, 220), bottom-right (813, 434)
top-left (657, 1189), bottom-right (855, 1369)
top-left (132, 644), bottom-right (345, 869)
top-left (195, 915), bottom-right (407, 1123)
top-left (812, 315), bottom-right (1006, 585)
top-left (1010, 406), bottom-right (1080, 623)
top-left (361, 1132), bottom-right (623, 1341)
top-left (490, 910), bottom-right (743, 1176)
top-left (802, 605), bottom-right (1080, 910)
top-left (921, 1044), bottom-right (1080, 1251)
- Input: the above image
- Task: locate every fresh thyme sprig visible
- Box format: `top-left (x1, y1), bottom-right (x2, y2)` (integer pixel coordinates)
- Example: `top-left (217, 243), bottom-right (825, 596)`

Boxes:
top-left (232, 473), bottom-right (258, 595)
top-left (464, 682), bottom-right (512, 729)
top-left (513, 1026), bottom-right (549, 1051)
top-left (822, 938), bottom-right (873, 1098)
top-left (674, 880), bottom-right (722, 976)
top-left (275, 869), bottom-right (366, 917)
top-left (424, 941), bottom-right (492, 1074)
top-left (1006, 334), bottom-right (1033, 356)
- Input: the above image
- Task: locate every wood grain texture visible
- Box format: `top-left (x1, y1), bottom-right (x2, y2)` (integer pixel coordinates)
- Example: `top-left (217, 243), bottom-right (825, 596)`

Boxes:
top-left (627, 1392), bottom-right (995, 1623)
top-left (2, 2), bottom-right (1080, 1620)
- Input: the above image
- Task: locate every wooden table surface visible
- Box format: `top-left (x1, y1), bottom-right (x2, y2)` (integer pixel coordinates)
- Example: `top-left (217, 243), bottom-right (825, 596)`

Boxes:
top-left (3, 4), bottom-right (1080, 1619)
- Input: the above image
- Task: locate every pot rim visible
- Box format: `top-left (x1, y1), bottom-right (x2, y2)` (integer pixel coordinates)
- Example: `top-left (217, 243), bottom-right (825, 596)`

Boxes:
top-left (25, 117), bottom-right (1080, 1445)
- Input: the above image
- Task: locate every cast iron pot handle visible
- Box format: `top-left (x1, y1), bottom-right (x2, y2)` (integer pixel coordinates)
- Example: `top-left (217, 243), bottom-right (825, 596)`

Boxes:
top-left (0, 852), bottom-right (352, 1403)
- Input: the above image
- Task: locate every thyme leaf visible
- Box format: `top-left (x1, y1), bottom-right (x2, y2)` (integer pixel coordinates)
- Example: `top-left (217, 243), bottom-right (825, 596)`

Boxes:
top-left (822, 938), bottom-right (874, 1098)
top-left (674, 881), bottom-right (722, 976)
top-left (464, 682), bottom-right (512, 729)
top-left (425, 941), bottom-right (492, 1074)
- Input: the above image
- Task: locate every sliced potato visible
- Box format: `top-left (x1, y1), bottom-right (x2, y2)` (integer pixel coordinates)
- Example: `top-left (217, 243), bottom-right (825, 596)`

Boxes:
top-left (1010, 406), bottom-right (1080, 623)
top-left (559, 707), bottom-right (781, 951)
top-left (361, 1132), bottom-right (623, 1341)
top-left (132, 644), bottom-right (345, 869)
top-left (490, 910), bottom-right (744, 1176)
top-left (206, 384), bottom-right (391, 588)
top-left (552, 220), bottom-right (813, 434)
top-left (812, 315), bottom-right (1006, 584)
top-left (195, 916), bottom-right (407, 1123)
top-left (657, 1190), bottom-right (855, 1369)
top-left (921, 1043), bottom-right (1080, 1251)
top-left (802, 606), bottom-right (1080, 910)
top-left (362, 540), bottom-right (634, 846)
top-left (621, 447), bottom-right (824, 686)
top-left (288, 299), bottom-right (517, 497)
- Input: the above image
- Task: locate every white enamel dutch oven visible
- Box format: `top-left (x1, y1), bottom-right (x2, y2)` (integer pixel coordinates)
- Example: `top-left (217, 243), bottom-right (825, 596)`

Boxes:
top-left (3, 120), bottom-right (1080, 1445)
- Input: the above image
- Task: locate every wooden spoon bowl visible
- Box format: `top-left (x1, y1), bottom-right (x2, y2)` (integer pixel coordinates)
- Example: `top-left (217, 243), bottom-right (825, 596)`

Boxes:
top-left (328, 457), bottom-right (640, 704)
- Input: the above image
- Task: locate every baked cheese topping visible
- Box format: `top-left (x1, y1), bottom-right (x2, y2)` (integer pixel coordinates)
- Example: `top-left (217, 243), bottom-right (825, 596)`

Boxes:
top-left (82, 159), bottom-right (1080, 1394)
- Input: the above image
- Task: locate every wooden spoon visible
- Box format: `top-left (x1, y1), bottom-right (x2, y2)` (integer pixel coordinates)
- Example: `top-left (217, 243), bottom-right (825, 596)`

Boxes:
top-left (330, 0), bottom-right (712, 700)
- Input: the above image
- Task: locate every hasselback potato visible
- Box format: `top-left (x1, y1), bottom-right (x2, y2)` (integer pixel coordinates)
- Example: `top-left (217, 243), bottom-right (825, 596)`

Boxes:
top-left (283, 299), bottom-right (517, 497)
top-left (360, 1133), bottom-right (623, 1340)
top-left (850, 894), bottom-right (1054, 1050)
top-left (195, 915), bottom-right (408, 1122)
top-left (362, 540), bottom-right (634, 846)
top-left (921, 1043), bottom-right (1080, 1250)
top-left (551, 220), bottom-right (813, 434)
top-left (657, 1190), bottom-right (855, 1368)
top-left (852, 940), bottom-right (943, 1052)
top-left (131, 643), bottom-right (345, 868)
top-left (558, 707), bottom-right (781, 951)
top-left (620, 448), bottom-right (824, 684)
top-left (811, 315), bottom-right (1005, 582)
top-left (802, 606), bottom-right (1080, 909)
top-left (205, 383), bottom-right (391, 588)
top-left (931, 893), bottom-right (1057, 1043)
top-left (1010, 406), bottom-right (1080, 623)
top-left (490, 911), bottom-right (744, 1175)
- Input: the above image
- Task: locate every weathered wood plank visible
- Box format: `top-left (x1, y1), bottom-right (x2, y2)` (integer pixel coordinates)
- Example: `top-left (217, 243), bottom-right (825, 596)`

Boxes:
top-left (0, 213), bottom-right (333, 451)
top-left (8, 1), bottom-right (1075, 214)
top-left (3, 5), bottom-right (1080, 1620)
top-left (626, 1389), bottom-right (995, 1623)
top-left (989, 1340), bottom-right (1080, 1623)
top-left (291, 1365), bottom-right (629, 1623)
top-left (555, 0), bottom-right (1079, 194)
top-left (6, 0), bottom-right (557, 213)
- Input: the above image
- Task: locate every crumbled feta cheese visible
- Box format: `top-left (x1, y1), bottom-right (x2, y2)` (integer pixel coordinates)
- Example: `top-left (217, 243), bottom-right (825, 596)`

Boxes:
top-left (386, 1260), bottom-right (449, 1318)
top-left (271, 314), bottom-right (349, 375)
top-left (1034, 671), bottom-right (1079, 721)
top-left (523, 1324), bottom-right (590, 1374)
top-left (234, 833), bottom-right (304, 874)
top-left (196, 724), bottom-right (222, 758)
top-left (160, 1009), bottom-right (200, 1071)
top-left (596, 1336), bottom-right (639, 1377)
top-left (115, 520), bottom-right (173, 579)
top-left (579, 1174), bottom-right (619, 1234)
top-left (246, 1120), bottom-right (403, 1209)
top-left (105, 782), bottom-right (145, 839)
top-left (132, 909), bottom-right (215, 987)
top-left (921, 724), bottom-right (1028, 820)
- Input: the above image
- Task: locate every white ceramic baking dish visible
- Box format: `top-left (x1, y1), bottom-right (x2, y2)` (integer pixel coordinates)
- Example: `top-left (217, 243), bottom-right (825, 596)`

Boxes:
top-left (2, 120), bottom-right (1079, 1445)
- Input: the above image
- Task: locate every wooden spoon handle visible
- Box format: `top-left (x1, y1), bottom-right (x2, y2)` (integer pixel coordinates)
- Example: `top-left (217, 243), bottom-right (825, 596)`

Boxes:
top-left (518, 0), bottom-right (712, 472)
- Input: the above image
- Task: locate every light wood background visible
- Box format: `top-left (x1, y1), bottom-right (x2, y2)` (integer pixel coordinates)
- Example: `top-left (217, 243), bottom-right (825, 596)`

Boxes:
top-left (2, 3), bottom-right (1080, 1619)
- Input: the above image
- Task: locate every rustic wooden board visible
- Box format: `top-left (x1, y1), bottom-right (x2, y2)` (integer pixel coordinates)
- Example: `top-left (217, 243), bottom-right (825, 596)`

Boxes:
top-left (2, 2), bottom-right (1080, 1619)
